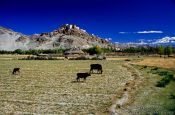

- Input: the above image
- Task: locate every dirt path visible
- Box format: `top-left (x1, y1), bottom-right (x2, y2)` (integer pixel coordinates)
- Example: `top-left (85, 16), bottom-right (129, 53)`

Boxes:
top-left (109, 63), bottom-right (144, 115)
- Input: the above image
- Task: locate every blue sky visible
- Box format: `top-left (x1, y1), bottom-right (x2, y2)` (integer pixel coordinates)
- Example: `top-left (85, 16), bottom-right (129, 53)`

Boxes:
top-left (0, 0), bottom-right (175, 43)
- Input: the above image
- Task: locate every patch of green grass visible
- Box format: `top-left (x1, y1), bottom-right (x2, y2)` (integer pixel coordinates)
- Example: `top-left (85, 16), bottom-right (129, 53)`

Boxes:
top-left (158, 71), bottom-right (169, 76)
top-left (155, 70), bottom-right (174, 87)
top-left (162, 81), bottom-right (175, 113)
top-left (126, 65), bottom-right (175, 114)
top-left (156, 74), bottom-right (174, 87)
top-left (169, 93), bottom-right (175, 99)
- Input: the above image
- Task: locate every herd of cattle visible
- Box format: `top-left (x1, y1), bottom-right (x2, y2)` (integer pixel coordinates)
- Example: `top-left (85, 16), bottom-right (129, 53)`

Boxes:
top-left (12, 64), bottom-right (103, 82)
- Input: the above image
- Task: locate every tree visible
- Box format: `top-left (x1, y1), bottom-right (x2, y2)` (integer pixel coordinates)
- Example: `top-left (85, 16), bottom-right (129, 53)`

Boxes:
top-left (173, 47), bottom-right (175, 54)
top-left (86, 46), bottom-right (103, 55)
top-left (94, 46), bottom-right (102, 55)
top-left (158, 46), bottom-right (164, 57)
top-left (164, 46), bottom-right (173, 57)
top-left (14, 49), bottom-right (23, 54)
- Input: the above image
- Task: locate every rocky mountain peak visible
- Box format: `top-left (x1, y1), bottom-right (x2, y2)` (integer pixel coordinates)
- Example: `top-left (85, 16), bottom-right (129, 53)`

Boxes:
top-left (0, 24), bottom-right (114, 50)
top-left (54, 24), bottom-right (89, 37)
top-left (0, 26), bottom-right (29, 50)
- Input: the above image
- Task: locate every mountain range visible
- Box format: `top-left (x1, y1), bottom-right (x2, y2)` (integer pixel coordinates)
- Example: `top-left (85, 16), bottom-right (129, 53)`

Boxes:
top-left (0, 24), bottom-right (175, 51)
top-left (0, 24), bottom-right (112, 51)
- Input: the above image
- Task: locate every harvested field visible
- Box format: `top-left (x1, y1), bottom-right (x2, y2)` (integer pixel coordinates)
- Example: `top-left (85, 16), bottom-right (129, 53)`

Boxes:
top-left (132, 57), bottom-right (175, 70)
top-left (106, 57), bottom-right (128, 61)
top-left (1, 56), bottom-right (174, 114)
top-left (0, 59), bottom-right (136, 114)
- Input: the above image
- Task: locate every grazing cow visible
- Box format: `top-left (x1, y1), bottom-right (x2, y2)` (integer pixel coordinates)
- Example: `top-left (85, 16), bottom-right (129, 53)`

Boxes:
top-left (76, 72), bottom-right (91, 82)
top-left (12, 68), bottom-right (20, 75)
top-left (90, 64), bottom-right (103, 74)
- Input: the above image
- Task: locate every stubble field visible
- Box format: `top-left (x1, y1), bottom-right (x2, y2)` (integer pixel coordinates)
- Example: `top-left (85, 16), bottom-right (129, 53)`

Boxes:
top-left (0, 58), bottom-right (135, 114)
top-left (1, 55), bottom-right (175, 115)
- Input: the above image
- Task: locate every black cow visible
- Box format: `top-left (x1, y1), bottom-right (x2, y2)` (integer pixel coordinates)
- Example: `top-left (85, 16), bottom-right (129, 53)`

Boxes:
top-left (90, 64), bottom-right (103, 74)
top-left (76, 72), bottom-right (91, 82)
top-left (12, 68), bottom-right (20, 75)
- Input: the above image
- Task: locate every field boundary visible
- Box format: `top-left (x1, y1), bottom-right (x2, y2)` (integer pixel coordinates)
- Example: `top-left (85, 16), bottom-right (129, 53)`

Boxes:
top-left (109, 63), bottom-right (144, 115)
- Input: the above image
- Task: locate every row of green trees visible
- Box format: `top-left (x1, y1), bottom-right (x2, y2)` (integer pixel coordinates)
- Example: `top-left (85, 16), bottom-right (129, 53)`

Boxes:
top-left (122, 46), bottom-right (175, 57)
top-left (83, 46), bottom-right (115, 55)
top-left (0, 47), bottom-right (114, 55)
top-left (157, 46), bottom-right (174, 57)
top-left (0, 49), bottom-right (66, 55)
top-left (0, 46), bottom-right (174, 56)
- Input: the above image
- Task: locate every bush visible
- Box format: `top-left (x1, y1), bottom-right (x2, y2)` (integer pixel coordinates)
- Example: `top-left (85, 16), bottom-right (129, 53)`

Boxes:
top-left (169, 93), bottom-right (175, 99)
top-left (158, 71), bottom-right (169, 76)
top-left (83, 47), bottom-right (114, 55)
top-left (14, 49), bottom-right (24, 54)
top-left (156, 73), bottom-right (174, 87)
top-left (156, 81), bottom-right (166, 87)
top-left (151, 67), bottom-right (158, 71)
top-left (86, 46), bottom-right (103, 55)
top-left (156, 77), bottom-right (170, 87)
top-left (143, 65), bottom-right (147, 68)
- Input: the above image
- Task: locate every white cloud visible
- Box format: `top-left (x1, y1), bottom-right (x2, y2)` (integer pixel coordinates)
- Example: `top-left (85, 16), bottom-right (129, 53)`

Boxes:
top-left (108, 38), bottom-right (112, 41)
top-left (118, 30), bottom-right (163, 34)
top-left (118, 32), bottom-right (130, 34)
top-left (153, 36), bottom-right (175, 44)
top-left (137, 31), bottom-right (163, 34)
top-left (105, 38), bottom-right (112, 41)
top-left (147, 39), bottom-right (153, 42)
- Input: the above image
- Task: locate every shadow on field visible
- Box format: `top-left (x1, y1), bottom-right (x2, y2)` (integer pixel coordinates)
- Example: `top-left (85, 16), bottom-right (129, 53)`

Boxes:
top-left (71, 80), bottom-right (86, 83)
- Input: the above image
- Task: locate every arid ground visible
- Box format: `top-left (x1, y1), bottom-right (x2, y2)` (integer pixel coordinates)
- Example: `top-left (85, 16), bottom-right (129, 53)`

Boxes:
top-left (0, 55), bottom-right (175, 115)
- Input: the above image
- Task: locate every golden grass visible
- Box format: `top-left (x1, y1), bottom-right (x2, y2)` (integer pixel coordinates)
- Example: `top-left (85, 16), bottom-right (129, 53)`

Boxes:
top-left (0, 59), bottom-right (135, 114)
top-left (1, 55), bottom-right (174, 114)
top-left (132, 57), bottom-right (175, 69)
top-left (0, 54), bottom-right (30, 60)
top-left (106, 57), bottom-right (128, 61)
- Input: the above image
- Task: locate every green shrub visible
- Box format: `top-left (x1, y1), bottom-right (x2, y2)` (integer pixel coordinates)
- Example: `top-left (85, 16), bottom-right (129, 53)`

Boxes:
top-left (86, 46), bottom-right (103, 55)
top-left (156, 81), bottom-right (166, 87)
top-left (151, 67), bottom-right (158, 71)
top-left (158, 71), bottom-right (168, 76)
top-left (169, 93), bottom-right (175, 99)
top-left (143, 65), bottom-right (147, 68)
top-left (156, 73), bottom-right (174, 87)
top-left (14, 49), bottom-right (24, 54)
top-left (167, 74), bottom-right (174, 79)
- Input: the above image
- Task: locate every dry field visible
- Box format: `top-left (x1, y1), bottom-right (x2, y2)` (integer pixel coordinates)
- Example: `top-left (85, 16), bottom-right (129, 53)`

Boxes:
top-left (132, 57), bottom-right (175, 70)
top-left (0, 56), bottom-right (175, 115)
top-left (0, 55), bottom-right (30, 60)
top-left (0, 57), bottom-right (137, 114)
